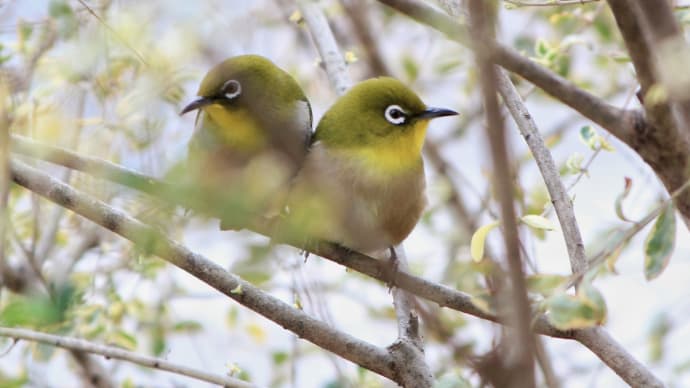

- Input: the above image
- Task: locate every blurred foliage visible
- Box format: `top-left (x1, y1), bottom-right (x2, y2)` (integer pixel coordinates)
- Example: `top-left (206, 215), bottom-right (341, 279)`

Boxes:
top-left (644, 203), bottom-right (677, 281)
top-left (0, 0), bottom-right (689, 387)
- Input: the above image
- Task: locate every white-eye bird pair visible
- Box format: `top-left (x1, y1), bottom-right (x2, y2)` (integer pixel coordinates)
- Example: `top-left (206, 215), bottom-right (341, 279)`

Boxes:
top-left (180, 54), bottom-right (457, 254)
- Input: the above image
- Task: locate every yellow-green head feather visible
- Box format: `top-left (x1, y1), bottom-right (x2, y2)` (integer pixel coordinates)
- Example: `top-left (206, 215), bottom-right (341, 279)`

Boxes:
top-left (314, 77), bottom-right (456, 174)
top-left (196, 55), bottom-right (308, 106)
top-left (182, 54), bottom-right (312, 160)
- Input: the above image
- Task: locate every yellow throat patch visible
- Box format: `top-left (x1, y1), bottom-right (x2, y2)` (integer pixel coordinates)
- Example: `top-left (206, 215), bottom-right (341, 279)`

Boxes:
top-left (341, 120), bottom-right (429, 175)
top-left (203, 105), bottom-right (267, 152)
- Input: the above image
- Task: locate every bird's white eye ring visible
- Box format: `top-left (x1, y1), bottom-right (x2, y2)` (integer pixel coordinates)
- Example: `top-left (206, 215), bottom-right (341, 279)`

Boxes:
top-left (384, 104), bottom-right (406, 125)
top-left (221, 79), bottom-right (242, 100)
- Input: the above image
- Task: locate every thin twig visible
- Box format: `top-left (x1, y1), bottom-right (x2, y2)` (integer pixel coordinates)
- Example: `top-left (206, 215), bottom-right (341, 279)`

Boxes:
top-left (297, 0), bottom-right (351, 95)
top-left (340, 0), bottom-right (393, 77)
top-left (496, 70), bottom-right (588, 277)
top-left (468, 1), bottom-right (536, 386)
top-left (534, 337), bottom-right (561, 388)
top-left (6, 137), bottom-right (561, 330)
top-left (75, 0), bottom-right (148, 66)
top-left (564, 176), bottom-right (690, 289)
top-left (34, 90), bottom-right (89, 264)
top-left (0, 82), bottom-right (10, 285)
top-left (0, 326), bottom-right (256, 388)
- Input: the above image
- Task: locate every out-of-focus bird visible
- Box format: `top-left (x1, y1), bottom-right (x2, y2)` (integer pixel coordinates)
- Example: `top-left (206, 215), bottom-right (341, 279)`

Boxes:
top-left (180, 55), bottom-right (312, 229)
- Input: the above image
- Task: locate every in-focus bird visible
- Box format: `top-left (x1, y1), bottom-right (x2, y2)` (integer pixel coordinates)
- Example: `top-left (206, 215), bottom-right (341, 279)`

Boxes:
top-left (283, 77), bottom-right (457, 255)
top-left (179, 55), bottom-right (312, 229)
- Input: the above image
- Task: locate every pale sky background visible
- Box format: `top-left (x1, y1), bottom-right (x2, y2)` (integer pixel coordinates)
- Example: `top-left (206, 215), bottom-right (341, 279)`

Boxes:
top-left (3, 1), bottom-right (690, 387)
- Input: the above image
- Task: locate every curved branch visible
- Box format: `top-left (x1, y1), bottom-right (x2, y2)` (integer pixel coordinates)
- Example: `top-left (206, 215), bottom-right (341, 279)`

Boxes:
top-left (376, 0), bottom-right (635, 144)
top-left (297, 0), bottom-right (351, 95)
top-left (9, 159), bottom-right (397, 381)
top-left (9, 136), bottom-right (666, 387)
top-left (9, 134), bottom-right (563, 335)
top-left (377, 0), bottom-right (690, 231)
top-left (496, 70), bottom-right (587, 276)
top-left (469, 1), bottom-right (536, 384)
top-left (0, 326), bottom-right (256, 388)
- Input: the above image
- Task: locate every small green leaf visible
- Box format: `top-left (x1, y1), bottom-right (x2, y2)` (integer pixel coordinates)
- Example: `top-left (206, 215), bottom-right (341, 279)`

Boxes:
top-left (231, 284), bottom-right (243, 294)
top-left (644, 203), bottom-right (676, 280)
top-left (0, 286), bottom-right (75, 328)
top-left (272, 351), bottom-right (289, 365)
top-left (49, 0), bottom-right (73, 18)
top-left (577, 126), bottom-right (614, 151)
top-left (401, 55), bottom-right (419, 82)
top-left (599, 136), bottom-right (615, 151)
top-left (172, 320), bottom-right (203, 333)
top-left (535, 39), bottom-right (550, 57)
top-left (434, 59), bottom-right (462, 75)
top-left (547, 293), bottom-right (589, 330)
top-left (579, 125), bottom-right (598, 150)
top-left (434, 371), bottom-right (472, 388)
top-left (614, 177), bottom-right (633, 222)
top-left (546, 285), bottom-right (607, 330)
top-left (226, 307), bottom-right (238, 328)
top-left (526, 274), bottom-right (568, 297)
top-left (0, 298), bottom-right (61, 327)
top-left (648, 313), bottom-right (671, 363)
top-left (579, 283), bottom-right (607, 325)
top-left (605, 228), bottom-right (629, 274)
top-left (611, 54), bottom-right (631, 63)
top-left (470, 221), bottom-right (500, 262)
top-left (108, 329), bottom-right (138, 351)
top-left (564, 153), bottom-right (584, 175)
top-left (521, 215), bottom-right (556, 231)
top-left (48, 0), bottom-right (78, 38)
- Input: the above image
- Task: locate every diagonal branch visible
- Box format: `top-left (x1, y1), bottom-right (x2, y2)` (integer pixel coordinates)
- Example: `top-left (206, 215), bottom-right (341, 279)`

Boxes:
top-left (496, 69), bottom-right (664, 388)
top-left (9, 159), bottom-right (397, 382)
top-left (0, 326), bottom-right (256, 388)
top-left (376, 0), bottom-right (634, 143)
top-left (377, 0), bottom-right (690, 243)
top-left (297, 0), bottom-right (351, 95)
top-left (9, 136), bottom-right (667, 387)
top-left (496, 70), bottom-right (587, 277)
top-left (468, 1), bottom-right (536, 386)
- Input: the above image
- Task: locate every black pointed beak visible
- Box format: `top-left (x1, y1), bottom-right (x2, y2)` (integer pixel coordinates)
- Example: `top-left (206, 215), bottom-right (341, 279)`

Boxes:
top-left (416, 107), bottom-right (459, 120)
top-left (180, 97), bottom-right (214, 115)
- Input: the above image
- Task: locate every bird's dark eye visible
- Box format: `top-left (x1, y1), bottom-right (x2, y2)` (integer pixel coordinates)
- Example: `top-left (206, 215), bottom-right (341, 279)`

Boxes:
top-left (384, 104), bottom-right (407, 125)
top-left (221, 79), bottom-right (242, 100)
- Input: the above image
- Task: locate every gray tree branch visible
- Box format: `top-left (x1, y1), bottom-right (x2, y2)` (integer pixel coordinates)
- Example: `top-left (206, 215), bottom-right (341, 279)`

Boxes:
top-left (496, 70), bottom-right (588, 277)
top-left (296, 3), bottom-right (431, 386)
top-left (297, 0), bottom-right (351, 95)
top-left (0, 326), bottom-right (256, 388)
top-left (468, 1), bottom-right (536, 386)
top-left (9, 136), bottom-right (666, 387)
top-left (10, 159), bottom-right (401, 383)
top-left (377, 0), bottom-right (690, 232)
